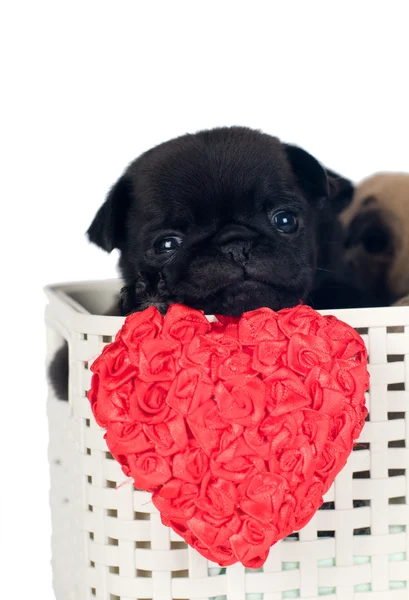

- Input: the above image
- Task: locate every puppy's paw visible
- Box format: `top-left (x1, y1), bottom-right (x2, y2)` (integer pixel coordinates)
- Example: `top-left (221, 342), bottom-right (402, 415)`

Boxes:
top-left (48, 343), bottom-right (69, 401)
top-left (393, 294), bottom-right (409, 306)
top-left (120, 273), bottom-right (171, 315)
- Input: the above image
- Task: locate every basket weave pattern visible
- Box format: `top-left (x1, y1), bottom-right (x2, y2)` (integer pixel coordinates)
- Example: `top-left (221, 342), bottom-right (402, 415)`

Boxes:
top-left (46, 281), bottom-right (409, 600)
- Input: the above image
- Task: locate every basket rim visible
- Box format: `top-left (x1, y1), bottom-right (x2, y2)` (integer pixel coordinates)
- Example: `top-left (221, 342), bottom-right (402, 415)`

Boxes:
top-left (44, 278), bottom-right (409, 329)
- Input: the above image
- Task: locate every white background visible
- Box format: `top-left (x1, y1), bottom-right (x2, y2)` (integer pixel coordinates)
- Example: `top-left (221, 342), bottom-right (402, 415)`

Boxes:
top-left (1, 2), bottom-right (409, 598)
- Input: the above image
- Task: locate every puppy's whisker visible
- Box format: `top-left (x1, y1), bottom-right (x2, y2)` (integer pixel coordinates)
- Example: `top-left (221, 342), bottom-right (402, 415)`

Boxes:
top-left (298, 279), bottom-right (315, 308)
top-left (315, 267), bottom-right (336, 274)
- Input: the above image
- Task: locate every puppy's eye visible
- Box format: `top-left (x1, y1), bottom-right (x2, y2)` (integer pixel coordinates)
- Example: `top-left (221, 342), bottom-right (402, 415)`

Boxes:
top-left (154, 236), bottom-right (183, 254)
top-left (272, 210), bottom-right (298, 234)
top-left (362, 227), bottom-right (390, 254)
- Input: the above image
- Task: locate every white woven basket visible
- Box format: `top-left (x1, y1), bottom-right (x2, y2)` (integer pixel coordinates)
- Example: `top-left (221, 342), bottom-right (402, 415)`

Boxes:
top-left (45, 280), bottom-right (409, 600)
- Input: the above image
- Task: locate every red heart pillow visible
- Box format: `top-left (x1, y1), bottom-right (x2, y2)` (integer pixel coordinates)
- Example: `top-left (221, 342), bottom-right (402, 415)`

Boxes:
top-left (88, 304), bottom-right (369, 568)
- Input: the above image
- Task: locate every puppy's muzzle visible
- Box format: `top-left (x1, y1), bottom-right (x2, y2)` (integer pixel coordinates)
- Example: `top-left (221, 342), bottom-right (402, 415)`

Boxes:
top-left (216, 225), bottom-right (256, 265)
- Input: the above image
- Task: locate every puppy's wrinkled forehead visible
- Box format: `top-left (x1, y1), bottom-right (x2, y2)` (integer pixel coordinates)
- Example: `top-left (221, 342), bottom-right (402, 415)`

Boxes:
top-left (128, 128), bottom-right (298, 228)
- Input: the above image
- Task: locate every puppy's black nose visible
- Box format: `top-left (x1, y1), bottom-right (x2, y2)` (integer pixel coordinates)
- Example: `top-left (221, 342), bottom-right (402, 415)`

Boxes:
top-left (219, 239), bottom-right (253, 264)
top-left (221, 241), bottom-right (252, 264)
top-left (216, 225), bottom-right (255, 264)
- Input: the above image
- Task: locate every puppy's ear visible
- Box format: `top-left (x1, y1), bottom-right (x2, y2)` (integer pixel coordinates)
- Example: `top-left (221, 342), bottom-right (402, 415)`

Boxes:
top-left (325, 168), bottom-right (355, 214)
top-left (283, 144), bottom-right (329, 201)
top-left (86, 175), bottom-right (132, 252)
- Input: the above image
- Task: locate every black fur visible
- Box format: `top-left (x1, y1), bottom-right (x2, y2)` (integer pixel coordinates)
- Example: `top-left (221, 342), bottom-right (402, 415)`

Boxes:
top-left (325, 167), bottom-right (355, 214)
top-left (49, 126), bottom-right (363, 400)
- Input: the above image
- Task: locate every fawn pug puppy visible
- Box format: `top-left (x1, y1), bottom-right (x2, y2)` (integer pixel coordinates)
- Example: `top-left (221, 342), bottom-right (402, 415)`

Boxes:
top-left (342, 172), bottom-right (409, 306)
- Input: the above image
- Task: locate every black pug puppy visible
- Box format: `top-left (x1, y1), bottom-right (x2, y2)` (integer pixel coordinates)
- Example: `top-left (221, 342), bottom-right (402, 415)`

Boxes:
top-left (49, 126), bottom-right (362, 401)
